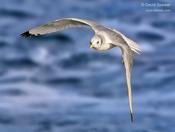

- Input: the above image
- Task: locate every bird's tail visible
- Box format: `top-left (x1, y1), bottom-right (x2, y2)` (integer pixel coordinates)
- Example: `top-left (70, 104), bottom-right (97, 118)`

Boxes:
top-left (123, 36), bottom-right (141, 54)
top-left (112, 29), bottom-right (141, 54)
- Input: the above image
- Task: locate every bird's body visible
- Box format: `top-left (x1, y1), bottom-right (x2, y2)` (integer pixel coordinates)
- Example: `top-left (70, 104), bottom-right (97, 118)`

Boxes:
top-left (21, 18), bottom-right (141, 122)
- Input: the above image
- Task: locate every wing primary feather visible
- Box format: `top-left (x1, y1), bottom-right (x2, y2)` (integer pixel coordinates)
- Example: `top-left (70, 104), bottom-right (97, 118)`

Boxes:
top-left (21, 31), bottom-right (35, 37)
top-left (130, 111), bottom-right (134, 123)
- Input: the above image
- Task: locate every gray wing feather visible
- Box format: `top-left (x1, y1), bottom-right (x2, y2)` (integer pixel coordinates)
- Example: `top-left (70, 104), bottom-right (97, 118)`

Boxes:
top-left (21, 18), bottom-right (98, 37)
top-left (111, 28), bottom-right (141, 122)
top-left (112, 34), bottom-right (135, 122)
top-left (121, 46), bottom-right (134, 122)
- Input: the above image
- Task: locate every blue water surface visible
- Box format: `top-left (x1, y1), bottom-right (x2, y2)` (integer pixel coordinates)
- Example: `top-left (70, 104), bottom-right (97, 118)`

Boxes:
top-left (0, 0), bottom-right (175, 132)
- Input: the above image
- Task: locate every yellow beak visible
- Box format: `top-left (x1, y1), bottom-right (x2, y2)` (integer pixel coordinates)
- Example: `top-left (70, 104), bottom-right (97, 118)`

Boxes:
top-left (90, 42), bottom-right (93, 48)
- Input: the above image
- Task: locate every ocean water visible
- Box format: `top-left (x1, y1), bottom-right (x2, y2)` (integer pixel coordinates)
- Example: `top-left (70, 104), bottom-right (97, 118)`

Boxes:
top-left (0, 0), bottom-right (175, 132)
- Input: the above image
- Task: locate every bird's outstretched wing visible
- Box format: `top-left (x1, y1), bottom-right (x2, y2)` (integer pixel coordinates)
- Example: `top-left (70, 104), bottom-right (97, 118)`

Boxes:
top-left (112, 32), bottom-right (141, 122)
top-left (21, 18), bottom-right (98, 37)
top-left (121, 46), bottom-right (134, 122)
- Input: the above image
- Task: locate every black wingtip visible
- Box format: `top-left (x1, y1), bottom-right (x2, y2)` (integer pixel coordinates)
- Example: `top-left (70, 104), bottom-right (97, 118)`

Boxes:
top-left (20, 31), bottom-right (34, 38)
top-left (130, 112), bottom-right (134, 123)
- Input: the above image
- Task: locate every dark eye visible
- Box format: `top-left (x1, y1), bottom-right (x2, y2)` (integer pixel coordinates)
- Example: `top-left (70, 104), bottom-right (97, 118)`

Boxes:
top-left (97, 41), bottom-right (99, 44)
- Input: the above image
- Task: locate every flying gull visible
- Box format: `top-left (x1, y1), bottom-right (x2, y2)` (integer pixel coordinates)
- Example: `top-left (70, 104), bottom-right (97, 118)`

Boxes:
top-left (21, 18), bottom-right (141, 122)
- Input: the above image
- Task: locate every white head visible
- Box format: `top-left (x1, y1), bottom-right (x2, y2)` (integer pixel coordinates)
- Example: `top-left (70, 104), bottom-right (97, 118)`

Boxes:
top-left (90, 35), bottom-right (102, 49)
top-left (89, 35), bottom-right (113, 51)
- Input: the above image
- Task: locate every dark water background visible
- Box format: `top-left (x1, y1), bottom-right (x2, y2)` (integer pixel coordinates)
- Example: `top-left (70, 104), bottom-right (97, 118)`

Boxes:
top-left (0, 0), bottom-right (175, 131)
